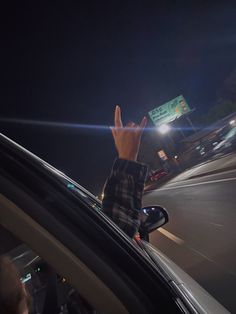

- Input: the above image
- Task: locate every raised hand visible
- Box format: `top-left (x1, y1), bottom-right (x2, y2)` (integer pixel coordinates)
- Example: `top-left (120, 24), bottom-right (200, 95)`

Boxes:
top-left (111, 105), bottom-right (147, 161)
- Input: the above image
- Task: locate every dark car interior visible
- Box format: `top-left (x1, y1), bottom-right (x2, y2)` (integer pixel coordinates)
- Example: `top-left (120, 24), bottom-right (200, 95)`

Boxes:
top-left (0, 225), bottom-right (99, 314)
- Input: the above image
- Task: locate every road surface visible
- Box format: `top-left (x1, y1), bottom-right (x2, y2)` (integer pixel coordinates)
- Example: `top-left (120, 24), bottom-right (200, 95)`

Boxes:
top-left (143, 158), bottom-right (236, 313)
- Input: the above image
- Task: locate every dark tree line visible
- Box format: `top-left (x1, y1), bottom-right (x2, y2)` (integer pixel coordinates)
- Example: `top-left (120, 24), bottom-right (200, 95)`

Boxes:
top-left (203, 68), bottom-right (236, 124)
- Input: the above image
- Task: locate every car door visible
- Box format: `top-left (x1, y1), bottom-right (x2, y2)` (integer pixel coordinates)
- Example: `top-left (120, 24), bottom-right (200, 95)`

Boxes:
top-left (0, 133), bottom-right (186, 314)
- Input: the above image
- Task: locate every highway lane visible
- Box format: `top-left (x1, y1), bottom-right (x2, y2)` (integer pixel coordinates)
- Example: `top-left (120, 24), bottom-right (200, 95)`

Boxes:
top-left (143, 169), bottom-right (236, 313)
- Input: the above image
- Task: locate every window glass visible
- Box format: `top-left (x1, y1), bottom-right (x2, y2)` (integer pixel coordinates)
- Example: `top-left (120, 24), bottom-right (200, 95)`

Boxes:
top-left (224, 126), bottom-right (236, 140)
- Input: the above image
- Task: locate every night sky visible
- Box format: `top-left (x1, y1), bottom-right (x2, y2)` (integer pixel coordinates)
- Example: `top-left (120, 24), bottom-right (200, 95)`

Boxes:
top-left (1, 1), bottom-right (236, 194)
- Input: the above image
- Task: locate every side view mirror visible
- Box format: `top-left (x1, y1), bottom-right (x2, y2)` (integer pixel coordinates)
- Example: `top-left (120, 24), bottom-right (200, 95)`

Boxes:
top-left (139, 205), bottom-right (169, 242)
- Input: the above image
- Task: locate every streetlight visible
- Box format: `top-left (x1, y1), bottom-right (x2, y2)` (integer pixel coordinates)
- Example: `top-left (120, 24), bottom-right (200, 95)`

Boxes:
top-left (229, 119), bottom-right (235, 126)
top-left (158, 124), bottom-right (171, 134)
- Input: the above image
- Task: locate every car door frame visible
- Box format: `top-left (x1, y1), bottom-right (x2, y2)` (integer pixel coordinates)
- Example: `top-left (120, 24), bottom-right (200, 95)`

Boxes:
top-left (0, 134), bottom-right (186, 314)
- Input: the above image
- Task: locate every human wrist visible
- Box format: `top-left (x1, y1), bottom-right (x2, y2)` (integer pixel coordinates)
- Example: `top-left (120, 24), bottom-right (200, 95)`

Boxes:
top-left (118, 152), bottom-right (137, 161)
top-left (113, 158), bottom-right (148, 183)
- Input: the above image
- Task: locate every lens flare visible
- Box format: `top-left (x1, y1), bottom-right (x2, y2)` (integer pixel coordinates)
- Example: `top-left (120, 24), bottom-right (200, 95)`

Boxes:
top-left (0, 117), bottom-right (210, 132)
top-left (0, 118), bottom-right (110, 130)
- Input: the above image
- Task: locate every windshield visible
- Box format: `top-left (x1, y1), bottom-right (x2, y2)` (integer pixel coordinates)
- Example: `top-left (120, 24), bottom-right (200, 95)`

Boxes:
top-left (224, 127), bottom-right (236, 141)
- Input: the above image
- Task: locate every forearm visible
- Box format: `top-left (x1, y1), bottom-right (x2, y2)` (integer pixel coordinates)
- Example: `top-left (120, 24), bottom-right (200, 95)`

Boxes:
top-left (102, 158), bottom-right (148, 238)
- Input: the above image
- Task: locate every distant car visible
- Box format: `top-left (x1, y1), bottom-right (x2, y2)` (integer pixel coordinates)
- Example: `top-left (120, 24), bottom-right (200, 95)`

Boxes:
top-left (149, 168), bottom-right (168, 181)
top-left (213, 126), bottom-right (236, 155)
top-left (0, 133), bottom-right (230, 313)
top-left (149, 169), bottom-right (168, 181)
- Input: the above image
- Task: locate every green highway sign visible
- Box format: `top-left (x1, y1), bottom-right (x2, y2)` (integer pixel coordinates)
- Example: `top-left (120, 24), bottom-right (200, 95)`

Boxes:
top-left (148, 95), bottom-right (190, 127)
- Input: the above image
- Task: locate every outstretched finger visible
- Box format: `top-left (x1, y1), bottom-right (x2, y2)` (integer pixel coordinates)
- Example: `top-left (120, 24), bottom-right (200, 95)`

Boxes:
top-left (139, 116), bottom-right (147, 130)
top-left (136, 116), bottom-right (147, 138)
top-left (114, 105), bottom-right (123, 128)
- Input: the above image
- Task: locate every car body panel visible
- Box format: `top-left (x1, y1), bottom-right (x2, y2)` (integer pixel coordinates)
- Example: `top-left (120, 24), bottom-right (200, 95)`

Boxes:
top-left (142, 242), bottom-right (230, 314)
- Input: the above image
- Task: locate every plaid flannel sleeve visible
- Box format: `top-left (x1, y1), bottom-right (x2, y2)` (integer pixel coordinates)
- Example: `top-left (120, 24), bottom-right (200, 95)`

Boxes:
top-left (102, 158), bottom-right (148, 238)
